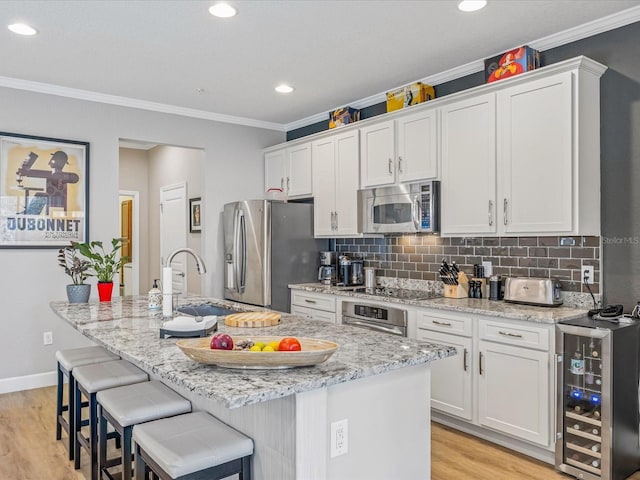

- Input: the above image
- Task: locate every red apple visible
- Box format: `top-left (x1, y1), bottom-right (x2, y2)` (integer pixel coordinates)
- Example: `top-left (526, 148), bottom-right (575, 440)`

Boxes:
top-left (210, 333), bottom-right (233, 350)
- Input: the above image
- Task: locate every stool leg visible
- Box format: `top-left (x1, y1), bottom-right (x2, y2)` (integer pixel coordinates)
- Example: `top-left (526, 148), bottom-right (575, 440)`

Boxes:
top-left (134, 445), bottom-right (145, 480)
top-left (67, 371), bottom-right (75, 461)
top-left (98, 405), bottom-right (107, 480)
top-left (74, 383), bottom-right (82, 470)
top-left (241, 455), bottom-right (252, 480)
top-left (122, 425), bottom-right (133, 480)
top-left (55, 363), bottom-right (63, 441)
top-left (89, 393), bottom-right (98, 480)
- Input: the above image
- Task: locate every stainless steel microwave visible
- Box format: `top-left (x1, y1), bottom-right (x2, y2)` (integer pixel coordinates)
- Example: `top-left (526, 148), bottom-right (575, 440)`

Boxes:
top-left (359, 181), bottom-right (439, 234)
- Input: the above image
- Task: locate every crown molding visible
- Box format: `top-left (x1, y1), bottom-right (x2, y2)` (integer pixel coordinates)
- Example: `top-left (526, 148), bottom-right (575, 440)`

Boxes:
top-left (284, 6), bottom-right (640, 132)
top-left (0, 76), bottom-right (286, 132)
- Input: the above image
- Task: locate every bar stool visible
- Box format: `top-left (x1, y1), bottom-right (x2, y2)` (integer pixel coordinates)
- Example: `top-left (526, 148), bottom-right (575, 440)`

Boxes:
top-left (73, 360), bottom-right (148, 480)
top-left (55, 346), bottom-right (120, 460)
top-left (97, 381), bottom-right (192, 480)
top-left (133, 411), bottom-right (254, 480)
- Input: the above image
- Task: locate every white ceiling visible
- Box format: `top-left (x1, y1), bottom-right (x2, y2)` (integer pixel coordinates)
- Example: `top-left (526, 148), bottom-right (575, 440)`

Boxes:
top-left (2, 0), bottom-right (639, 131)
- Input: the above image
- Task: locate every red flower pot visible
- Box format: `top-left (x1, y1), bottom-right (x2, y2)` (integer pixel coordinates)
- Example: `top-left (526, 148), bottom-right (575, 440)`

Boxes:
top-left (97, 282), bottom-right (114, 302)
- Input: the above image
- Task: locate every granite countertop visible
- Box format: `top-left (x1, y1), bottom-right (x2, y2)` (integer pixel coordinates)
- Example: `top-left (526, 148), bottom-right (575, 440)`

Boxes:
top-left (290, 283), bottom-right (589, 324)
top-left (50, 295), bottom-right (455, 409)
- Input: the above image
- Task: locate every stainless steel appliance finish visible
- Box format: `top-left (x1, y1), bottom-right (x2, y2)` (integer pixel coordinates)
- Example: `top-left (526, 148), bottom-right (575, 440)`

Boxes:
top-left (556, 318), bottom-right (640, 480)
top-left (364, 267), bottom-right (377, 294)
top-left (504, 276), bottom-right (563, 306)
top-left (223, 200), bottom-right (328, 312)
top-left (358, 181), bottom-right (439, 234)
top-left (320, 251), bottom-right (336, 266)
top-left (488, 275), bottom-right (505, 301)
top-left (342, 300), bottom-right (407, 337)
top-left (318, 265), bottom-right (336, 286)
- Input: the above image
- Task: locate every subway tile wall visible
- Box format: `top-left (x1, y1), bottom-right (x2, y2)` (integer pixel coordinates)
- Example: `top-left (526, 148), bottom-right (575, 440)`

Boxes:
top-left (335, 235), bottom-right (601, 294)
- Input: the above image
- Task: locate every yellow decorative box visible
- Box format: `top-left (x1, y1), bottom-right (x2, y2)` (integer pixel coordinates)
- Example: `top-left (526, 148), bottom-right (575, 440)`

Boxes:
top-left (386, 82), bottom-right (435, 112)
top-left (329, 107), bottom-right (360, 129)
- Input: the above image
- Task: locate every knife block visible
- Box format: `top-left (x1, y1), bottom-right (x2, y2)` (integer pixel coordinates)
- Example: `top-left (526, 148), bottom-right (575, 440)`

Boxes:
top-left (444, 272), bottom-right (469, 299)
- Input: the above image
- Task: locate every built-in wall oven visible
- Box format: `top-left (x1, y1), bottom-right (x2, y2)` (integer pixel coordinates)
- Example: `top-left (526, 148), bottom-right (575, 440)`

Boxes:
top-left (341, 301), bottom-right (407, 337)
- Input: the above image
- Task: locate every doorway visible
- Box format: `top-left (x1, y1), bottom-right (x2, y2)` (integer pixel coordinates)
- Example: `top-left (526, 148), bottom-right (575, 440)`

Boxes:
top-left (118, 191), bottom-right (140, 295)
top-left (160, 182), bottom-right (188, 293)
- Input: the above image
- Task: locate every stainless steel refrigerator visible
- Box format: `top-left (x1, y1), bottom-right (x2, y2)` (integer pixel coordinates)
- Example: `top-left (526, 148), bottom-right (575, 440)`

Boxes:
top-left (223, 200), bottom-right (328, 312)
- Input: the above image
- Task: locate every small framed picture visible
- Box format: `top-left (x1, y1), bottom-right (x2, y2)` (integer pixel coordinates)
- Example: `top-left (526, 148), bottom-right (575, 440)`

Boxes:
top-left (189, 197), bottom-right (202, 233)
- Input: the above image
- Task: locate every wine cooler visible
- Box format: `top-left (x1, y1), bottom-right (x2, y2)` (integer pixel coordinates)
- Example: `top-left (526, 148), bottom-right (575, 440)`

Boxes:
top-left (556, 317), bottom-right (640, 480)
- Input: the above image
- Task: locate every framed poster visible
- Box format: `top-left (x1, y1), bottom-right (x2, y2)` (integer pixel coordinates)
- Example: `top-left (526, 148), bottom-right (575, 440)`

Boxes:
top-left (189, 197), bottom-right (202, 233)
top-left (0, 132), bottom-right (89, 248)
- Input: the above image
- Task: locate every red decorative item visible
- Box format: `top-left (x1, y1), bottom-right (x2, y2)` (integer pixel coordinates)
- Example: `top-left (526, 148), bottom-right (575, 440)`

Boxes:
top-left (97, 282), bottom-right (114, 302)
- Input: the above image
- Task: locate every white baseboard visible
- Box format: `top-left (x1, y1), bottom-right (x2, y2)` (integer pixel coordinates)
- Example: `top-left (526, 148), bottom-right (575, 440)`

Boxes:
top-left (0, 370), bottom-right (57, 395)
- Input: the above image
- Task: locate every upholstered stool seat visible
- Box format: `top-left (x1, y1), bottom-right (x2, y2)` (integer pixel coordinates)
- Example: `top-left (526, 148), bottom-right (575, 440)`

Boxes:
top-left (55, 346), bottom-right (120, 460)
top-left (133, 411), bottom-right (253, 480)
top-left (73, 360), bottom-right (148, 480)
top-left (97, 381), bottom-right (191, 480)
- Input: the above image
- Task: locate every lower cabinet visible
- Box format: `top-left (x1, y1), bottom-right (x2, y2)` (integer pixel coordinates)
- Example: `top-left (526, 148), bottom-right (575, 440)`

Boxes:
top-left (416, 308), bottom-right (554, 449)
top-left (290, 290), bottom-right (337, 323)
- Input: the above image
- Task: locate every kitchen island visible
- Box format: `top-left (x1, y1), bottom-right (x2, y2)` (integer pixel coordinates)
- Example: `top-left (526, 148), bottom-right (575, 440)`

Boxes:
top-left (51, 295), bottom-right (455, 480)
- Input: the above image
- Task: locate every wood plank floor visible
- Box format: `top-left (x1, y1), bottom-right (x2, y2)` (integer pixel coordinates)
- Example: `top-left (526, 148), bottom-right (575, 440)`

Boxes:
top-left (2, 386), bottom-right (639, 479)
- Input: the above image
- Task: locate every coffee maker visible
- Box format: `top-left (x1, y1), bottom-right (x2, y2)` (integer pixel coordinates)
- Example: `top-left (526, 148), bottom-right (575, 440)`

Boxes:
top-left (338, 255), bottom-right (364, 287)
top-left (318, 251), bottom-right (337, 286)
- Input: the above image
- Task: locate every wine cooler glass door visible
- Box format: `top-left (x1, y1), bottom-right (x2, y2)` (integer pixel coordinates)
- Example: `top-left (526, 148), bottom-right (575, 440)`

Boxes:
top-left (556, 325), bottom-right (610, 479)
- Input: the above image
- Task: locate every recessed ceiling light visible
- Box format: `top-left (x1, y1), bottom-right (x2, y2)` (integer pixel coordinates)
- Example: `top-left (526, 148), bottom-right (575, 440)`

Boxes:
top-left (209, 3), bottom-right (237, 18)
top-left (8, 23), bottom-right (38, 36)
top-left (458, 0), bottom-right (487, 12)
top-left (275, 84), bottom-right (294, 94)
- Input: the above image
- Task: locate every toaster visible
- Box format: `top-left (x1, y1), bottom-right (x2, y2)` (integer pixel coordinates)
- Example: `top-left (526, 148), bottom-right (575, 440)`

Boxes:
top-left (503, 277), bottom-right (563, 307)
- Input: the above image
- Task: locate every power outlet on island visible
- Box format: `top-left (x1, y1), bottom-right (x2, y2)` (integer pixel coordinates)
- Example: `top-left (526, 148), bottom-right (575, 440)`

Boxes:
top-left (330, 419), bottom-right (348, 457)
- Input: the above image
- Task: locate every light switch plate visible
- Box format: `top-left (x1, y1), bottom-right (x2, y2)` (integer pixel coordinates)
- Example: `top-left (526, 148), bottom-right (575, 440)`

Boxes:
top-left (482, 261), bottom-right (493, 277)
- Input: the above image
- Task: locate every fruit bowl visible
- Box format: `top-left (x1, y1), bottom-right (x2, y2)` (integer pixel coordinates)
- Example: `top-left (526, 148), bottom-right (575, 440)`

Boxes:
top-left (176, 336), bottom-right (339, 369)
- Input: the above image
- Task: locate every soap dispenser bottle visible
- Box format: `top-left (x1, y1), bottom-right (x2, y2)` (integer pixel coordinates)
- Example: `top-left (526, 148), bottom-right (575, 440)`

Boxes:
top-left (148, 279), bottom-right (162, 310)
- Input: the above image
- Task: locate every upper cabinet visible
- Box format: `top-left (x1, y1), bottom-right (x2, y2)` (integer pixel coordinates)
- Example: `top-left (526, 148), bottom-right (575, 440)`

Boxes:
top-left (360, 108), bottom-right (438, 188)
top-left (441, 58), bottom-right (605, 237)
top-left (264, 143), bottom-right (312, 199)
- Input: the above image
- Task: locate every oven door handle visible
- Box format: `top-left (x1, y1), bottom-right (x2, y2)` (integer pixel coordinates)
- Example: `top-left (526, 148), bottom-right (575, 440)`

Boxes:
top-left (343, 318), bottom-right (404, 336)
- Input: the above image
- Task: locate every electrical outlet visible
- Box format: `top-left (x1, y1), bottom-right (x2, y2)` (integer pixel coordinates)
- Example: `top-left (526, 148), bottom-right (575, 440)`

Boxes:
top-left (582, 265), bottom-right (594, 285)
top-left (330, 419), bottom-right (348, 457)
top-left (43, 331), bottom-right (53, 345)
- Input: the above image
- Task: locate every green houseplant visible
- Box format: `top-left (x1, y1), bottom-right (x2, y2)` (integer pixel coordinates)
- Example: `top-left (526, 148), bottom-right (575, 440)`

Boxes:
top-left (74, 238), bottom-right (128, 302)
top-left (58, 243), bottom-right (92, 303)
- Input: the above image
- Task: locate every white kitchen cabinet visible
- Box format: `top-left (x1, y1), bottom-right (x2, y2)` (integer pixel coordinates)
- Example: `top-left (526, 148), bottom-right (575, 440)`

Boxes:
top-left (477, 340), bottom-right (550, 446)
top-left (290, 290), bottom-right (336, 323)
top-left (440, 93), bottom-right (497, 235)
top-left (312, 130), bottom-right (360, 236)
top-left (441, 58), bottom-right (604, 236)
top-left (498, 71), bottom-right (573, 233)
top-left (360, 109), bottom-right (437, 188)
top-left (417, 329), bottom-right (473, 421)
top-left (264, 143), bottom-right (312, 199)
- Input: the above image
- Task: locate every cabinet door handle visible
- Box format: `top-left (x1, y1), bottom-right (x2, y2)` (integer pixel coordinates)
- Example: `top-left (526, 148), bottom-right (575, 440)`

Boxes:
top-left (498, 330), bottom-right (523, 338)
top-left (398, 156), bottom-right (403, 174)
top-left (463, 348), bottom-right (468, 372)
top-left (479, 352), bottom-right (484, 375)
top-left (304, 299), bottom-right (317, 304)
top-left (503, 198), bottom-right (508, 225)
top-left (287, 176), bottom-right (290, 191)
top-left (388, 158), bottom-right (393, 174)
top-left (335, 212), bottom-right (339, 230)
top-left (432, 320), bottom-right (452, 326)
top-left (281, 177), bottom-right (284, 190)
top-left (330, 212), bottom-right (335, 230)
top-left (488, 200), bottom-right (493, 226)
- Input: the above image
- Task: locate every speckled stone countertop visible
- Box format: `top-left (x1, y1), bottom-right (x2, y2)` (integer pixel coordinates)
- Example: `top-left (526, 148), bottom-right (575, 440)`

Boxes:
top-left (50, 295), bottom-right (455, 409)
top-left (290, 283), bottom-right (589, 324)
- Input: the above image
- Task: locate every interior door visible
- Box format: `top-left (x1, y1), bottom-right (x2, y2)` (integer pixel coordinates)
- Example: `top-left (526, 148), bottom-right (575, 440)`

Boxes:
top-left (120, 199), bottom-right (132, 287)
top-left (160, 183), bottom-right (187, 294)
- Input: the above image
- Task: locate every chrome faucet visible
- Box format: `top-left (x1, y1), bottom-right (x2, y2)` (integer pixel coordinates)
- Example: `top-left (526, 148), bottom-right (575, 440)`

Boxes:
top-left (162, 248), bottom-right (207, 317)
top-left (165, 247), bottom-right (207, 273)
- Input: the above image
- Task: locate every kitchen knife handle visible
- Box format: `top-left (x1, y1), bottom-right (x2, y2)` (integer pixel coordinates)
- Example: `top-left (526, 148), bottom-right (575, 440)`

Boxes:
top-left (479, 351), bottom-right (484, 375)
top-left (398, 156), bottom-right (403, 173)
top-left (463, 348), bottom-right (468, 372)
top-left (488, 200), bottom-right (493, 226)
top-left (388, 158), bottom-right (393, 175)
top-left (503, 198), bottom-right (508, 225)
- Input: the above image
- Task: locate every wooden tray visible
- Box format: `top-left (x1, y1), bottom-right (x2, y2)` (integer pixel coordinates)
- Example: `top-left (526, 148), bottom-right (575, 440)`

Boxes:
top-left (176, 336), bottom-right (338, 369)
top-left (224, 312), bottom-right (281, 328)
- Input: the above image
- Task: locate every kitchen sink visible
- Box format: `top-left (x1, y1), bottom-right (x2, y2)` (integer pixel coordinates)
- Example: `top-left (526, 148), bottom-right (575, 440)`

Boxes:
top-left (176, 303), bottom-right (239, 317)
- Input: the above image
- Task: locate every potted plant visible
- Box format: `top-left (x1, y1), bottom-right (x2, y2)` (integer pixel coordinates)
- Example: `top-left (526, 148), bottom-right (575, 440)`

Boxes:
top-left (58, 243), bottom-right (92, 303)
top-left (74, 238), bottom-right (128, 302)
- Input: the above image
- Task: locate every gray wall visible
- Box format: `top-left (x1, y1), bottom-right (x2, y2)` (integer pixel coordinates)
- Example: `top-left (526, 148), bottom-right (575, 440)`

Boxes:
top-left (0, 87), bottom-right (283, 382)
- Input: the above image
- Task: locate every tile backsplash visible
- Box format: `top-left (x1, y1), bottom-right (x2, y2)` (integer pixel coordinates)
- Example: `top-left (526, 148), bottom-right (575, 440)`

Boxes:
top-left (335, 235), bottom-right (601, 294)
